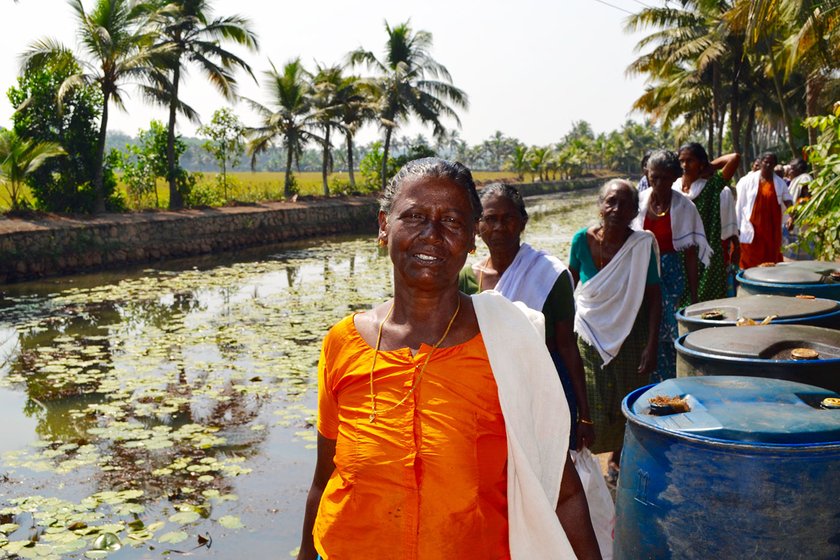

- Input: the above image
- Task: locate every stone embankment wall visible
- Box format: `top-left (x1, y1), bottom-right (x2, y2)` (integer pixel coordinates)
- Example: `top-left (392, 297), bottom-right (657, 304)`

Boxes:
top-left (0, 178), bottom-right (604, 283)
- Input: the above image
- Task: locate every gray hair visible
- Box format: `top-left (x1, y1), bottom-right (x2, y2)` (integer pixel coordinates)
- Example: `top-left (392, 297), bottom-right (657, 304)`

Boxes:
top-left (647, 149), bottom-right (682, 178)
top-left (479, 183), bottom-right (528, 222)
top-left (379, 158), bottom-right (482, 221)
top-left (598, 178), bottom-right (639, 209)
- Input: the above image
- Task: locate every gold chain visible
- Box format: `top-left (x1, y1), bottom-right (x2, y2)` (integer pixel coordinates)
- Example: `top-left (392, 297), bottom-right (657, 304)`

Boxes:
top-left (368, 298), bottom-right (462, 423)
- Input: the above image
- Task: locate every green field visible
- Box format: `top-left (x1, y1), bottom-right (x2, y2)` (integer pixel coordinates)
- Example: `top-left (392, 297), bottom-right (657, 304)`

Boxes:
top-left (1, 170), bottom-right (519, 211)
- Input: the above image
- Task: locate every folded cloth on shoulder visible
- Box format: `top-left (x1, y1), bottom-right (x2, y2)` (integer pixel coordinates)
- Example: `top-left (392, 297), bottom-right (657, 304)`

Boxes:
top-left (495, 243), bottom-right (571, 311)
top-left (635, 188), bottom-right (712, 266)
top-left (473, 291), bottom-right (575, 560)
top-left (574, 230), bottom-right (656, 367)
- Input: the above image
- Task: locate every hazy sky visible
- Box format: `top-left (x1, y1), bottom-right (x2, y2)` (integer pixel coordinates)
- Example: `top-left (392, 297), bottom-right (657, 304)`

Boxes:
top-left (0, 0), bottom-right (652, 146)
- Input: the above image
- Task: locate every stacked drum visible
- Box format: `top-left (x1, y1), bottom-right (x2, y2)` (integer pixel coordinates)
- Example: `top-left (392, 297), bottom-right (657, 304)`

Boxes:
top-left (616, 260), bottom-right (840, 558)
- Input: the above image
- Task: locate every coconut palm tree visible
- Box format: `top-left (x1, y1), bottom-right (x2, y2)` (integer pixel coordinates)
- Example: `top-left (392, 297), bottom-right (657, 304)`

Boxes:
top-left (0, 129), bottom-right (65, 211)
top-left (244, 58), bottom-right (320, 199)
top-left (21, 0), bottom-right (161, 213)
top-left (335, 76), bottom-right (377, 189)
top-left (348, 20), bottom-right (468, 189)
top-left (142, 0), bottom-right (258, 209)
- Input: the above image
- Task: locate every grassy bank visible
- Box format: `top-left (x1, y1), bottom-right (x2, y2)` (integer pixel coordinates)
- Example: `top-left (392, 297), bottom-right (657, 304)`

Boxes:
top-left (1, 170), bottom-right (519, 211)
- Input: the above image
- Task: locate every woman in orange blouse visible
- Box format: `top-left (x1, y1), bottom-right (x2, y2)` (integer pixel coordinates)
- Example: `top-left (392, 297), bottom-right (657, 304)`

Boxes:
top-left (296, 158), bottom-right (600, 560)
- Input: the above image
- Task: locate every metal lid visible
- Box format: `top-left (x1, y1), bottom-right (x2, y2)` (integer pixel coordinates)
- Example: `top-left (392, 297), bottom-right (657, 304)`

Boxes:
top-left (681, 324), bottom-right (840, 359)
top-left (628, 376), bottom-right (840, 445)
top-left (681, 294), bottom-right (839, 323)
top-left (742, 260), bottom-right (840, 285)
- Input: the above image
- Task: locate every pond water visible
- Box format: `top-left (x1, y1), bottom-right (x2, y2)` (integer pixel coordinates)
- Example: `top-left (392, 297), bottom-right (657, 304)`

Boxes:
top-left (0, 188), bottom-right (599, 559)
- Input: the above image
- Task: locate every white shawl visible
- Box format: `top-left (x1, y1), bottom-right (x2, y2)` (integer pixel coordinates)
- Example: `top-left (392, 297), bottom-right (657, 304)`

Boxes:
top-left (788, 173), bottom-right (812, 203)
top-left (671, 178), bottom-right (739, 241)
top-left (634, 188), bottom-right (712, 266)
top-left (494, 243), bottom-right (571, 311)
top-left (473, 291), bottom-right (576, 560)
top-left (573, 230), bottom-right (656, 367)
top-left (735, 171), bottom-right (793, 244)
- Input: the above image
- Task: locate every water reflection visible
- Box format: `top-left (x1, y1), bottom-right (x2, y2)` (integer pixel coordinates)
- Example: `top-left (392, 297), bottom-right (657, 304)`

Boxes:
top-left (0, 188), bottom-right (599, 557)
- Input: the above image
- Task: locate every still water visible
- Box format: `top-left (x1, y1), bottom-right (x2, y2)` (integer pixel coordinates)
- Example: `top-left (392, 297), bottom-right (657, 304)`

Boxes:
top-left (0, 189), bottom-right (599, 558)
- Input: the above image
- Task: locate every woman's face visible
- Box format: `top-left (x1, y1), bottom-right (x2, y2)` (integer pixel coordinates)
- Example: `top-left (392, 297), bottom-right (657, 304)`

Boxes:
top-left (478, 194), bottom-right (526, 254)
top-left (600, 183), bottom-right (638, 229)
top-left (678, 149), bottom-right (703, 179)
top-left (378, 176), bottom-right (476, 292)
top-left (647, 163), bottom-right (680, 194)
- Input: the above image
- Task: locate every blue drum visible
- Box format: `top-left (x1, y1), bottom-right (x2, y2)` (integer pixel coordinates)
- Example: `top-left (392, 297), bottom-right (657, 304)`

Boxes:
top-left (615, 376), bottom-right (840, 559)
top-left (737, 260), bottom-right (840, 300)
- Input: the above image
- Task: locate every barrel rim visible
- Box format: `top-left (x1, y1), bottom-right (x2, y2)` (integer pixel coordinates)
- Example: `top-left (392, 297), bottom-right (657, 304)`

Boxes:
top-left (622, 382), bottom-right (840, 449)
top-left (735, 271), bottom-right (838, 289)
top-left (676, 305), bottom-right (840, 328)
top-left (675, 331), bottom-right (840, 365)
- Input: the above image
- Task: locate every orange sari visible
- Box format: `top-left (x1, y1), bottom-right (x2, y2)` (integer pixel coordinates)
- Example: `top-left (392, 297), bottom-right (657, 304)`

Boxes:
top-left (314, 314), bottom-right (510, 559)
top-left (740, 177), bottom-right (783, 269)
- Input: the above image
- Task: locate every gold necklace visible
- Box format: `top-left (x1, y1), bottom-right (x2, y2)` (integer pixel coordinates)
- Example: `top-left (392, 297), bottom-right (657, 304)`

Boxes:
top-left (368, 297), bottom-right (462, 423)
top-left (649, 195), bottom-right (670, 217)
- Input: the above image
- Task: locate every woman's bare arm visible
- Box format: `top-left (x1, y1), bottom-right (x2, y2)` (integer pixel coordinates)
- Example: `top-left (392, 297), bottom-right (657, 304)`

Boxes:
top-left (297, 434), bottom-right (337, 560)
top-left (556, 452), bottom-right (602, 560)
top-left (710, 153), bottom-right (741, 182)
top-left (684, 246), bottom-right (699, 304)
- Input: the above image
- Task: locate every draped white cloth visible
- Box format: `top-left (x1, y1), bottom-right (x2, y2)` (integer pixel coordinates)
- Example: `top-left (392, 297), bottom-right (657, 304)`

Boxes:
top-left (573, 230), bottom-right (656, 366)
top-left (492, 243), bottom-right (571, 311)
top-left (472, 291), bottom-right (577, 560)
top-left (634, 188), bottom-right (712, 266)
top-left (671, 177), bottom-right (739, 240)
top-left (735, 171), bottom-right (793, 244)
top-left (788, 172), bottom-right (812, 203)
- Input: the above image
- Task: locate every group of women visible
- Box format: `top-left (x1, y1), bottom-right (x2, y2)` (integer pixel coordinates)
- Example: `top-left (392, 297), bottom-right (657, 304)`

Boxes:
top-left (296, 149), bottom-right (742, 559)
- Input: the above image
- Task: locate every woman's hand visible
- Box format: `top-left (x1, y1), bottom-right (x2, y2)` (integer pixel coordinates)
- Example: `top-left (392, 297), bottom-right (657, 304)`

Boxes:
top-left (576, 420), bottom-right (596, 451)
top-left (638, 342), bottom-right (657, 376)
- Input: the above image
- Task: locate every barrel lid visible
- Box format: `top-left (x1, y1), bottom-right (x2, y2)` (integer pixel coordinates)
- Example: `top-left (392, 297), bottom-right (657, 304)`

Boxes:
top-left (742, 260), bottom-right (840, 285)
top-left (681, 294), bottom-right (839, 322)
top-left (629, 376), bottom-right (840, 444)
top-left (681, 324), bottom-right (840, 360)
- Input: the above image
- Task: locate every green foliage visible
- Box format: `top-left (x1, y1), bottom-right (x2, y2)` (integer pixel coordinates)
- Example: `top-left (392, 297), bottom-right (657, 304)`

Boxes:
top-left (181, 172), bottom-right (223, 207)
top-left (198, 108), bottom-right (244, 201)
top-left (798, 103), bottom-right (840, 260)
top-left (0, 129), bottom-right (65, 211)
top-left (112, 121), bottom-right (184, 209)
top-left (6, 52), bottom-right (121, 213)
top-left (358, 142), bottom-right (397, 192)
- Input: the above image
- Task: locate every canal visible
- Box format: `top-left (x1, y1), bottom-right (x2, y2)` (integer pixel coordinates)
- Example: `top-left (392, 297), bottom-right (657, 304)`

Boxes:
top-left (0, 188), bottom-right (599, 558)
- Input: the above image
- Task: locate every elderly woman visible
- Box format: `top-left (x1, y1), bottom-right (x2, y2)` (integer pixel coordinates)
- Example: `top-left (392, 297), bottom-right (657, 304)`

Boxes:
top-left (633, 150), bottom-right (710, 382)
top-left (569, 179), bottom-right (661, 480)
top-left (675, 143), bottom-right (740, 302)
top-left (459, 183), bottom-right (594, 450)
top-left (297, 159), bottom-right (600, 560)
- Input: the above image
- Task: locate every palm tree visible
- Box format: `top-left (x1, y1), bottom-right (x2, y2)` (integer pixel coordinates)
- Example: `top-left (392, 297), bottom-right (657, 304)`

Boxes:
top-left (244, 59), bottom-right (320, 199)
top-left (334, 76), bottom-right (377, 189)
top-left (21, 0), bottom-right (160, 213)
top-left (142, 0), bottom-right (258, 209)
top-left (310, 63), bottom-right (358, 196)
top-left (0, 129), bottom-right (65, 211)
top-left (505, 145), bottom-right (530, 181)
top-left (348, 20), bottom-right (468, 189)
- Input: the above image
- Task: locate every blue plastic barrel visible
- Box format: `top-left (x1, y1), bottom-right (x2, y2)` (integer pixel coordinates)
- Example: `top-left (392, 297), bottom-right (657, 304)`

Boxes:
top-left (737, 260), bottom-right (840, 300)
top-left (615, 376), bottom-right (840, 559)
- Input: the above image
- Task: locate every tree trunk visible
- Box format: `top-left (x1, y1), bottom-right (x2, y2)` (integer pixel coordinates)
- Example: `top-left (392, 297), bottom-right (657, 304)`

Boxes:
top-left (322, 125), bottom-right (330, 196)
top-left (805, 71), bottom-right (825, 147)
top-left (743, 104), bottom-right (757, 170)
top-left (763, 35), bottom-right (798, 158)
top-left (284, 145), bottom-right (294, 199)
top-left (346, 133), bottom-right (356, 188)
top-left (729, 59), bottom-right (743, 173)
top-left (93, 90), bottom-right (110, 214)
top-left (380, 127), bottom-right (393, 191)
top-left (707, 106), bottom-right (715, 158)
top-left (167, 65), bottom-right (184, 210)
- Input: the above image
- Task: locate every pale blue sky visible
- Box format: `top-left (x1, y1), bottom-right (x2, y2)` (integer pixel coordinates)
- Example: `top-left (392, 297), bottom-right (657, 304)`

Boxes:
top-left (0, 0), bottom-right (651, 145)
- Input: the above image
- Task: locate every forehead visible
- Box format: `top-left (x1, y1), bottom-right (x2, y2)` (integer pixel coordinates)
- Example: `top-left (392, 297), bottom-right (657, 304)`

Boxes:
top-left (603, 183), bottom-right (633, 199)
top-left (481, 193), bottom-right (519, 213)
top-left (392, 175), bottom-right (471, 210)
top-left (762, 155), bottom-right (777, 164)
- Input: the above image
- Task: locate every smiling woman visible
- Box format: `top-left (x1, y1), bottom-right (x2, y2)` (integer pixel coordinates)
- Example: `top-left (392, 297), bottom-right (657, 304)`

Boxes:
top-left (296, 158), bottom-right (602, 560)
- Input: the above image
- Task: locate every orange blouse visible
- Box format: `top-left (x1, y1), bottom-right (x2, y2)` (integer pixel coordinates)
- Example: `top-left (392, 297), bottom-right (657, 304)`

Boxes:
top-left (315, 314), bottom-right (510, 559)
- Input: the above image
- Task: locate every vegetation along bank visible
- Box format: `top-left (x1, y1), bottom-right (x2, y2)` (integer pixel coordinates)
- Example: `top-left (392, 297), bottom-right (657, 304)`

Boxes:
top-left (0, 178), bottom-right (603, 284)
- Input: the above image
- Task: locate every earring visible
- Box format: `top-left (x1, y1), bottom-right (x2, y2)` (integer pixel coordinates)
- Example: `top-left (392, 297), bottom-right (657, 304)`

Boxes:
top-left (377, 237), bottom-right (386, 247)
top-left (469, 247), bottom-right (476, 255)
